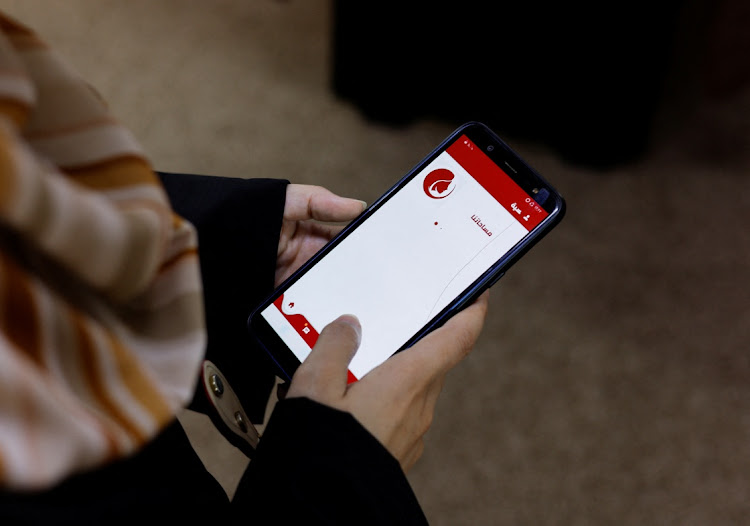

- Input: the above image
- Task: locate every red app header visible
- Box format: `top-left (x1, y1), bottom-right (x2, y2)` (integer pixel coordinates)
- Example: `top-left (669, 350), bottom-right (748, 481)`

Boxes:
top-left (447, 136), bottom-right (548, 231)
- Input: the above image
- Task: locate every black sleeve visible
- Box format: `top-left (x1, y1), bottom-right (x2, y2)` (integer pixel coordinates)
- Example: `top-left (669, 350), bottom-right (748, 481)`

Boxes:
top-left (0, 402), bottom-right (427, 525)
top-left (0, 420), bottom-right (233, 525)
top-left (157, 172), bottom-right (288, 424)
top-left (235, 397), bottom-right (429, 526)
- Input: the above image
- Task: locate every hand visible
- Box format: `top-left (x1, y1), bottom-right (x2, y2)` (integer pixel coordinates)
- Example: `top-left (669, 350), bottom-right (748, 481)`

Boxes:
top-left (276, 184), bottom-right (365, 286)
top-left (287, 292), bottom-right (490, 472)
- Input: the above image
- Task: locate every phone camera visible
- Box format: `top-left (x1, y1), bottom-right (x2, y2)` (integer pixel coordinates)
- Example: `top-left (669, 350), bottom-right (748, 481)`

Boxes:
top-left (486, 145), bottom-right (495, 152)
top-left (534, 188), bottom-right (550, 205)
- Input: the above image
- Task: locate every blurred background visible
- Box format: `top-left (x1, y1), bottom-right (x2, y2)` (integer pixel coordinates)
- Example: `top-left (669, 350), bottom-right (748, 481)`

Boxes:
top-left (5, 1), bottom-right (750, 524)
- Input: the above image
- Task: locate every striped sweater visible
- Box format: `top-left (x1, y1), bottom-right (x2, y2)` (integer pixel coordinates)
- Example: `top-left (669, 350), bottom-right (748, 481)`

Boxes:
top-left (0, 13), bottom-right (206, 489)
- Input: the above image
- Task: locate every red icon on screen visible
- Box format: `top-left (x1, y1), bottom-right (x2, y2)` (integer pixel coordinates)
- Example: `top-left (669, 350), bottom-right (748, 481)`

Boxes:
top-left (423, 168), bottom-right (455, 199)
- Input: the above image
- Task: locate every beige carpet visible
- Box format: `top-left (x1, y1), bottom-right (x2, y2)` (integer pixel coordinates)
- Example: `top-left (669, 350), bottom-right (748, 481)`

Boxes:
top-left (6, 1), bottom-right (750, 524)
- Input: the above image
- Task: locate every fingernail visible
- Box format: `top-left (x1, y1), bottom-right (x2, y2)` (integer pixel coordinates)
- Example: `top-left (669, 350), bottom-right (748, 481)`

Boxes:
top-left (357, 200), bottom-right (367, 211)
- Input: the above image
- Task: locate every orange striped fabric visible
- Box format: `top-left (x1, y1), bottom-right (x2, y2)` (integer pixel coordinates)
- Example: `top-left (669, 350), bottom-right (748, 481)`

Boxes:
top-left (0, 12), bottom-right (206, 489)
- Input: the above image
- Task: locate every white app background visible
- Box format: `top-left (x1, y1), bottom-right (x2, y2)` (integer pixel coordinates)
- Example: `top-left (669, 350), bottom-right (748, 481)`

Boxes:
top-left (262, 151), bottom-right (528, 378)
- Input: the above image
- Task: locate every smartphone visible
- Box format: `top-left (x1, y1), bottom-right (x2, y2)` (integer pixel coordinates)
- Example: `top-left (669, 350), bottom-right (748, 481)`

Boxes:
top-left (248, 122), bottom-right (565, 383)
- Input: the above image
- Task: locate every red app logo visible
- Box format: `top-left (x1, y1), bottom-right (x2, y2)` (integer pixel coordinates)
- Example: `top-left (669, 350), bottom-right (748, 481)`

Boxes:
top-left (423, 168), bottom-right (455, 199)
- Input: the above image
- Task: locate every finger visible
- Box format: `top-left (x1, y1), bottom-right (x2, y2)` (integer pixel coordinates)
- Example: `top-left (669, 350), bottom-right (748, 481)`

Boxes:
top-left (402, 291), bottom-right (490, 381)
top-left (400, 439), bottom-right (425, 473)
top-left (421, 373), bottom-right (446, 412)
top-left (293, 221), bottom-right (345, 245)
top-left (284, 184), bottom-right (366, 223)
top-left (287, 315), bottom-right (362, 401)
top-left (431, 291), bottom-right (489, 371)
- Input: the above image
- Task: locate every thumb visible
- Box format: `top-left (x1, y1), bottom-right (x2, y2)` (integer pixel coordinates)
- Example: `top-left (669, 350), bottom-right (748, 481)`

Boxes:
top-left (287, 315), bottom-right (361, 400)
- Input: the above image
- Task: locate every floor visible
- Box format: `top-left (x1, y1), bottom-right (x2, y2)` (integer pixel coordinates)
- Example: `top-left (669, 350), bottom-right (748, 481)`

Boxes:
top-left (5, 1), bottom-right (750, 524)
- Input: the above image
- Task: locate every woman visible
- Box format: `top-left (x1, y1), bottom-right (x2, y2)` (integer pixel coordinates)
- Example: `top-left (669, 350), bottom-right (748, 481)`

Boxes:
top-left (0, 11), bottom-right (488, 525)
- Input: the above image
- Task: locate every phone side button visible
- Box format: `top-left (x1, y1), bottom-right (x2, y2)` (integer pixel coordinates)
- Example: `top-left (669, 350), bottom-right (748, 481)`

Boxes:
top-left (487, 272), bottom-right (506, 287)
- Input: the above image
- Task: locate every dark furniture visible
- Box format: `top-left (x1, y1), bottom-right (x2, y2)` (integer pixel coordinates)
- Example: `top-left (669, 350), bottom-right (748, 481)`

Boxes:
top-left (331, 2), bottom-right (687, 169)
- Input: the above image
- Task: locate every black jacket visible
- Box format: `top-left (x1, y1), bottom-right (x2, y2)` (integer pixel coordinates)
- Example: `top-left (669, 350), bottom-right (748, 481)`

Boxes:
top-left (0, 173), bottom-right (427, 525)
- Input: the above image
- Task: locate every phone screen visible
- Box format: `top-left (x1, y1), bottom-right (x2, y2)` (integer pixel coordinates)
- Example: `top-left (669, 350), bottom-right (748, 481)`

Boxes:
top-left (256, 129), bottom-right (558, 382)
